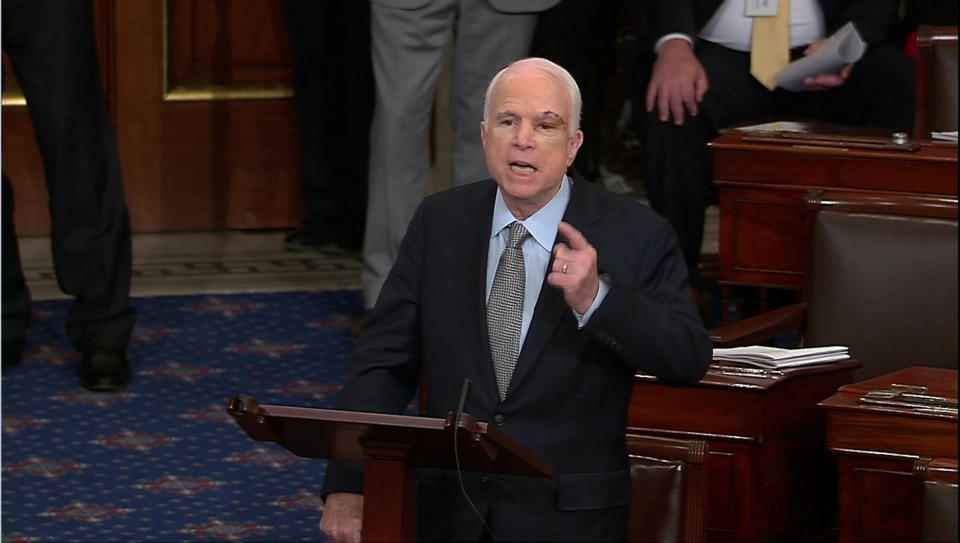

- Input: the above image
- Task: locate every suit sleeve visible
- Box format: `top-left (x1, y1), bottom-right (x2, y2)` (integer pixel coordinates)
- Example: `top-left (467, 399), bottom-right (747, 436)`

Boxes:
top-left (582, 215), bottom-right (712, 386)
top-left (645, 0), bottom-right (699, 39)
top-left (829, 0), bottom-right (901, 44)
top-left (321, 203), bottom-right (428, 496)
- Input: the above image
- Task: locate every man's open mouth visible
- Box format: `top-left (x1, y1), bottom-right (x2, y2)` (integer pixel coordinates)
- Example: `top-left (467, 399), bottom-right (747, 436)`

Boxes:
top-left (509, 161), bottom-right (537, 174)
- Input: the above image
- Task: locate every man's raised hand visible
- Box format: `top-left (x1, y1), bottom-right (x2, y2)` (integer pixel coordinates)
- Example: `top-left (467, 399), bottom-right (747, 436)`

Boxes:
top-left (548, 221), bottom-right (600, 315)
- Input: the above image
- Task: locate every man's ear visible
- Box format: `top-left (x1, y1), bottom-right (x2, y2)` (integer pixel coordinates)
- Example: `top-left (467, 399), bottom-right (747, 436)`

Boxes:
top-left (566, 130), bottom-right (584, 166)
top-left (480, 121), bottom-right (488, 150)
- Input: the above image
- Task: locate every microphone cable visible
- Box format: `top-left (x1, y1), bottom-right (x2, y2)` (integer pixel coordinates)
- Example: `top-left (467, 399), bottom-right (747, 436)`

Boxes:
top-left (452, 378), bottom-right (498, 541)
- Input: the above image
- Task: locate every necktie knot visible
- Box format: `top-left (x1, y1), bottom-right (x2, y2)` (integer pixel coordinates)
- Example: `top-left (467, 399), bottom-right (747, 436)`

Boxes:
top-left (506, 221), bottom-right (528, 249)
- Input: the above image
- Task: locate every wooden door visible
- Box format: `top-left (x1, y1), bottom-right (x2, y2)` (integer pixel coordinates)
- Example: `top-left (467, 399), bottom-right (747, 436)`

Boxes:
top-left (2, 0), bottom-right (304, 235)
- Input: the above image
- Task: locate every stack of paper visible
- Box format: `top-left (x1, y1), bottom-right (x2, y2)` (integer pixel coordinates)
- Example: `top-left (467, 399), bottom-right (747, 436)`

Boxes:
top-left (712, 345), bottom-right (849, 369)
top-left (932, 131), bottom-right (958, 142)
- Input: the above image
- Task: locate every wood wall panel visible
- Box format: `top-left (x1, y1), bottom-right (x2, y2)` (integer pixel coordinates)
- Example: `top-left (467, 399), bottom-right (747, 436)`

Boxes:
top-left (153, 98), bottom-right (302, 230)
top-left (166, 0), bottom-right (292, 90)
top-left (3, 0), bottom-right (304, 235)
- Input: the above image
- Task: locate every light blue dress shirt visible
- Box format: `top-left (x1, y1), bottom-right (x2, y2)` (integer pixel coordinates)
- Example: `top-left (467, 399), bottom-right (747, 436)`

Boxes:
top-left (486, 176), bottom-right (610, 348)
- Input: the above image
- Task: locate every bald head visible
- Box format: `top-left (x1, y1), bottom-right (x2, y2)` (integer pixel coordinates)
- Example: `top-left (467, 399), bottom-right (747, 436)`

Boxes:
top-left (483, 57), bottom-right (582, 138)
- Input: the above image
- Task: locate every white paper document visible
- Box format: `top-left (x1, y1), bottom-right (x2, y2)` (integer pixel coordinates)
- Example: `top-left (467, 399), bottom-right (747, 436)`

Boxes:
top-left (932, 131), bottom-right (958, 142)
top-left (729, 120), bottom-right (811, 133)
top-left (712, 345), bottom-right (850, 368)
top-left (775, 22), bottom-right (867, 92)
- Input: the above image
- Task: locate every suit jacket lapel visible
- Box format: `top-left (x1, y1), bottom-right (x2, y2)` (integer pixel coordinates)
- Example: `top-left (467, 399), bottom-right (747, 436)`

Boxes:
top-left (454, 182), bottom-right (501, 401)
top-left (506, 180), bottom-right (603, 398)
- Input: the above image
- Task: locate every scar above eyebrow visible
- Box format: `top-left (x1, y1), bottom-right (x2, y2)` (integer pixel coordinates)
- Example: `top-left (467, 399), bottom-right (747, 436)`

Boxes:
top-left (493, 110), bottom-right (567, 125)
top-left (538, 111), bottom-right (567, 125)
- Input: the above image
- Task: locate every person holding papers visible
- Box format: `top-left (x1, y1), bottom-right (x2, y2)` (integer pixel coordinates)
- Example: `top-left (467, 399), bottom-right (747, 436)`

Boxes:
top-left (635, 0), bottom-right (915, 292)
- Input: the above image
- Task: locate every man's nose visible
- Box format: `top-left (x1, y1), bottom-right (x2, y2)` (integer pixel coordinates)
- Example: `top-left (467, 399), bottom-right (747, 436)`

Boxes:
top-left (512, 122), bottom-right (535, 149)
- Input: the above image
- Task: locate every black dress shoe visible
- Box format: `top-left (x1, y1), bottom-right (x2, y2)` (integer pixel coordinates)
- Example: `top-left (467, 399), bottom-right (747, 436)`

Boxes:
top-left (81, 345), bottom-right (130, 392)
top-left (2, 337), bottom-right (25, 370)
top-left (284, 224), bottom-right (362, 255)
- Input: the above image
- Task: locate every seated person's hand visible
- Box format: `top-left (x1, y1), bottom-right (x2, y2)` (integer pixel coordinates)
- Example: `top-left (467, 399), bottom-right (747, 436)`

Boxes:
top-left (319, 492), bottom-right (363, 543)
top-left (801, 38), bottom-right (854, 92)
top-left (646, 38), bottom-right (709, 125)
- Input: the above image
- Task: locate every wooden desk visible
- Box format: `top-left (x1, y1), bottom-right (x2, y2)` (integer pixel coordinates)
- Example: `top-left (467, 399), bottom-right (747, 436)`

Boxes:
top-left (628, 360), bottom-right (859, 541)
top-left (819, 367), bottom-right (958, 542)
top-left (708, 126), bottom-right (958, 290)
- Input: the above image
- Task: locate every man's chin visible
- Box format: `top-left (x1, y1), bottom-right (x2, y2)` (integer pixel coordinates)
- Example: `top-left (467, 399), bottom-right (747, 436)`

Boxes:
top-left (499, 179), bottom-right (560, 207)
top-left (498, 177), bottom-right (538, 196)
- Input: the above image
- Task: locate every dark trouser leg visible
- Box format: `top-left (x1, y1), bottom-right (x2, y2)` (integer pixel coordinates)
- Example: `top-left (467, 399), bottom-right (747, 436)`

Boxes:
top-left (638, 41), bottom-right (779, 286)
top-left (2, 175), bottom-right (31, 363)
top-left (639, 114), bottom-right (715, 285)
top-left (531, 0), bottom-right (623, 182)
top-left (282, 0), bottom-right (373, 236)
top-left (4, 0), bottom-right (135, 350)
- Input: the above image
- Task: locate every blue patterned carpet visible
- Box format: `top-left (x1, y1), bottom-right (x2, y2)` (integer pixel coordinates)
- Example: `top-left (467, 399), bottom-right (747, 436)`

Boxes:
top-left (2, 291), bottom-right (365, 541)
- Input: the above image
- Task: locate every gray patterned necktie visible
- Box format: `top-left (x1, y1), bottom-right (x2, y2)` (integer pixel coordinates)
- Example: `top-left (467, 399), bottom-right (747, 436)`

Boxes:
top-left (488, 221), bottom-right (528, 401)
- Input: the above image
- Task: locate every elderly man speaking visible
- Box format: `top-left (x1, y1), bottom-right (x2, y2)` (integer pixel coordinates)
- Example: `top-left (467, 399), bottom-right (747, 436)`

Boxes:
top-left (319, 57), bottom-right (711, 542)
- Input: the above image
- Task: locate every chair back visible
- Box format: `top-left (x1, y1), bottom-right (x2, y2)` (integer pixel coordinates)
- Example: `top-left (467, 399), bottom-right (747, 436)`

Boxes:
top-left (915, 25), bottom-right (958, 135)
top-left (627, 433), bottom-right (708, 543)
top-left (803, 191), bottom-right (958, 381)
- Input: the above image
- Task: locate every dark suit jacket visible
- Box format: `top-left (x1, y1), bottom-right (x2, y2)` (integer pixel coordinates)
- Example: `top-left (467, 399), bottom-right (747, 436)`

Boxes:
top-left (648, 0), bottom-right (902, 45)
top-left (322, 179), bottom-right (711, 540)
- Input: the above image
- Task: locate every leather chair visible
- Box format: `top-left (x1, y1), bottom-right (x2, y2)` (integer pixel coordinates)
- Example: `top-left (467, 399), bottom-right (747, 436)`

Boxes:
top-left (711, 190), bottom-right (958, 381)
top-left (916, 457), bottom-right (958, 543)
top-left (627, 433), bottom-right (708, 543)
top-left (915, 25), bottom-right (959, 137)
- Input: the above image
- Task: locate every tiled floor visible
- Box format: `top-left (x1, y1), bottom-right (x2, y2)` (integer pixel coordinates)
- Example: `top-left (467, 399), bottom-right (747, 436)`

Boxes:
top-left (20, 205), bottom-right (716, 300)
top-left (19, 231), bottom-right (363, 300)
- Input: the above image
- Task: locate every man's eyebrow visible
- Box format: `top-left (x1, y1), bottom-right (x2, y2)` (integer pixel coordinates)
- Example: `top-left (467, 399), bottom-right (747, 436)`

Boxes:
top-left (537, 111), bottom-right (566, 125)
top-left (492, 110), bottom-right (567, 125)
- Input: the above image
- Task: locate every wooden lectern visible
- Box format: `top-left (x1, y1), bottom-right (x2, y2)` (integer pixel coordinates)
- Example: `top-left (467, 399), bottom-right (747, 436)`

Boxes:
top-left (227, 395), bottom-right (553, 542)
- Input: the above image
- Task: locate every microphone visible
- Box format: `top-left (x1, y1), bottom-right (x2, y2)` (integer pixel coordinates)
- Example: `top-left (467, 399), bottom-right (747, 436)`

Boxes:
top-left (451, 378), bottom-right (497, 541)
top-left (454, 378), bottom-right (470, 428)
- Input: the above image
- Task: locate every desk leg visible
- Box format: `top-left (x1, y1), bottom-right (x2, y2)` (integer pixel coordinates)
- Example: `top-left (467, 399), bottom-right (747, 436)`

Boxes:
top-left (361, 456), bottom-right (418, 542)
top-left (721, 285), bottom-right (730, 325)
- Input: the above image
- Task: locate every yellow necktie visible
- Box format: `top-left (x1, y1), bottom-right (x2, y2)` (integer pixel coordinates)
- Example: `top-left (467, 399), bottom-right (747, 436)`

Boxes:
top-left (750, 0), bottom-right (790, 91)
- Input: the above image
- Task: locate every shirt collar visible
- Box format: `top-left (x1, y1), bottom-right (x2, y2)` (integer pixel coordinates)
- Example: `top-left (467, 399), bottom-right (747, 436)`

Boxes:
top-left (490, 176), bottom-right (572, 252)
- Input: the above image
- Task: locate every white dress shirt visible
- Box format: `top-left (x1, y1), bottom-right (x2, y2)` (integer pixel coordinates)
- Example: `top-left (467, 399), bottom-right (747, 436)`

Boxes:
top-left (655, 0), bottom-right (825, 53)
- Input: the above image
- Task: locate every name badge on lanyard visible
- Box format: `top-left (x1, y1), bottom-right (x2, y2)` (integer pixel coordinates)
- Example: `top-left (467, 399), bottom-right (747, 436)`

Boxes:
top-left (745, 0), bottom-right (779, 17)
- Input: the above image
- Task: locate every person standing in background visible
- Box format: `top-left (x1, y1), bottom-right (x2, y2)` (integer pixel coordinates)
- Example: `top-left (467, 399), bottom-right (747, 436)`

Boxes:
top-left (531, 0), bottom-right (625, 187)
top-left (360, 0), bottom-right (560, 314)
top-left (2, 0), bottom-right (136, 391)
top-left (281, 0), bottom-right (374, 255)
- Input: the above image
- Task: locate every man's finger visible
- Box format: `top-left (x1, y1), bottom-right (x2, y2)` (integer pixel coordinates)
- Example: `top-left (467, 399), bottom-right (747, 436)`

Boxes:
top-left (645, 82), bottom-right (659, 113)
top-left (657, 88), bottom-right (672, 122)
top-left (670, 93), bottom-right (687, 125)
top-left (557, 221), bottom-right (589, 251)
top-left (694, 73), bottom-right (709, 102)
top-left (681, 87), bottom-right (698, 118)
